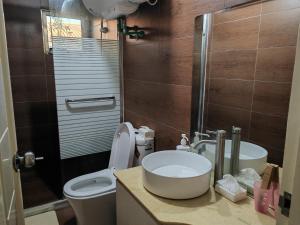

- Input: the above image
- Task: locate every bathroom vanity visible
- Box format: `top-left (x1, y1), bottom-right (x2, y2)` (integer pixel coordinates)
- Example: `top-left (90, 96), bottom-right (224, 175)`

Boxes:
top-left (115, 167), bottom-right (275, 225)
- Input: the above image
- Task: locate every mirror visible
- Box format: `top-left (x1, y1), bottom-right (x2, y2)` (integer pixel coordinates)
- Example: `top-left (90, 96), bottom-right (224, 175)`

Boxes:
top-left (191, 0), bottom-right (299, 177)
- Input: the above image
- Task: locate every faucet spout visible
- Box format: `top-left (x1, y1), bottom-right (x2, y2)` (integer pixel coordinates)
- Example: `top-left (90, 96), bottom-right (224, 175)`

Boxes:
top-left (191, 130), bottom-right (226, 187)
top-left (190, 139), bottom-right (216, 151)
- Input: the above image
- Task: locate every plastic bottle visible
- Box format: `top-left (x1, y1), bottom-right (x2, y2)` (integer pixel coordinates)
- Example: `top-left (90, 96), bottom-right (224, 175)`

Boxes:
top-left (176, 134), bottom-right (190, 151)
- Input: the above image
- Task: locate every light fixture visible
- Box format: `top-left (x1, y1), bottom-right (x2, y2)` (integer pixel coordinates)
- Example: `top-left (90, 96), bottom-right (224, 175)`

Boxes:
top-left (61, 0), bottom-right (89, 17)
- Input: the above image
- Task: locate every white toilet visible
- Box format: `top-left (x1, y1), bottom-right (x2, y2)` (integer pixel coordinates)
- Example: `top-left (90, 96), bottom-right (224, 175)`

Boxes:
top-left (63, 122), bottom-right (136, 225)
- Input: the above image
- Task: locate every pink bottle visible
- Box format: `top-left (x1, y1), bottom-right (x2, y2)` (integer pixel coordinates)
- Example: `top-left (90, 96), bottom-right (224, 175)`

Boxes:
top-left (254, 164), bottom-right (280, 217)
top-left (254, 181), bottom-right (273, 214)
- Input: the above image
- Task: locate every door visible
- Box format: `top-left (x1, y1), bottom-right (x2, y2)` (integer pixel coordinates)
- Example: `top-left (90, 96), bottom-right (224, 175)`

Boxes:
top-left (0, 0), bottom-right (25, 224)
top-left (277, 27), bottom-right (300, 225)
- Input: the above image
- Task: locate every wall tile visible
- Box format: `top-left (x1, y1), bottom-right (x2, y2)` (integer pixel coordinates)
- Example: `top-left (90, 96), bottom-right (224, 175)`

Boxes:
top-left (124, 42), bottom-right (159, 66)
top-left (159, 56), bottom-right (193, 86)
top-left (259, 8), bottom-right (300, 48)
top-left (267, 148), bottom-right (284, 166)
top-left (255, 46), bottom-right (296, 82)
top-left (159, 37), bottom-right (193, 58)
top-left (5, 21), bottom-right (43, 49)
top-left (13, 102), bottom-right (49, 127)
top-left (159, 15), bottom-right (196, 40)
top-left (212, 16), bottom-right (260, 51)
top-left (249, 112), bottom-right (287, 151)
top-left (214, 2), bottom-right (261, 24)
top-left (8, 48), bottom-right (45, 76)
top-left (262, 0), bottom-right (300, 14)
top-left (124, 43), bottom-right (192, 86)
top-left (206, 103), bottom-right (251, 138)
top-left (16, 125), bottom-right (49, 152)
top-left (124, 79), bottom-right (191, 132)
top-left (253, 81), bottom-right (291, 117)
top-left (225, 0), bottom-right (257, 8)
top-left (46, 76), bottom-right (57, 102)
top-left (160, 0), bottom-right (195, 18)
top-left (208, 78), bottom-right (253, 110)
top-left (45, 54), bottom-right (54, 76)
top-left (3, 4), bottom-right (42, 22)
top-left (192, 0), bottom-right (225, 14)
top-left (125, 110), bottom-right (182, 150)
top-left (11, 76), bottom-right (47, 102)
top-left (3, 0), bottom-right (41, 8)
top-left (47, 101), bottom-right (58, 125)
top-left (209, 50), bottom-right (256, 80)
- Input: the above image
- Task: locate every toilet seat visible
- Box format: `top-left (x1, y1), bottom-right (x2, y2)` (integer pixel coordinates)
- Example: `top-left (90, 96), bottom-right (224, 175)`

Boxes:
top-left (108, 122), bottom-right (136, 170)
top-left (63, 122), bottom-right (136, 199)
top-left (63, 168), bottom-right (116, 199)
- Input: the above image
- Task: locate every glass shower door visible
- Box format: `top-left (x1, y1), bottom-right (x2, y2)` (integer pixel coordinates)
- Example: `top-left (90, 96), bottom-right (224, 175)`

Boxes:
top-left (52, 36), bottom-right (121, 159)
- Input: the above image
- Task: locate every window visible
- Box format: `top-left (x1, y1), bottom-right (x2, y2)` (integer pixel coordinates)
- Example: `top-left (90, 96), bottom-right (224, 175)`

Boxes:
top-left (41, 10), bottom-right (82, 54)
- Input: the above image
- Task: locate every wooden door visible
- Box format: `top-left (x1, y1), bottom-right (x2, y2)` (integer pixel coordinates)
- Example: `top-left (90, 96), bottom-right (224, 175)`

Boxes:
top-left (277, 27), bottom-right (300, 225)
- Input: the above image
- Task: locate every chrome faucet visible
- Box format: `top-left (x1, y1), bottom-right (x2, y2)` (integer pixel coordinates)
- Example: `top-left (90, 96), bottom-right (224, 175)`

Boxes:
top-left (191, 130), bottom-right (226, 186)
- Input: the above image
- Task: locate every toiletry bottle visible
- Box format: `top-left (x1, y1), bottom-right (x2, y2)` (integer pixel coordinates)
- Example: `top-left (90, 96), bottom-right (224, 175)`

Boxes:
top-left (254, 164), bottom-right (273, 214)
top-left (176, 134), bottom-right (190, 151)
top-left (193, 132), bottom-right (201, 143)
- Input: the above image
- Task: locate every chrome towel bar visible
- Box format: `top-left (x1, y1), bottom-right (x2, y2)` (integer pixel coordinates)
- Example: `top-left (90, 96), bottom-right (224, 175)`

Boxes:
top-left (65, 96), bottom-right (115, 104)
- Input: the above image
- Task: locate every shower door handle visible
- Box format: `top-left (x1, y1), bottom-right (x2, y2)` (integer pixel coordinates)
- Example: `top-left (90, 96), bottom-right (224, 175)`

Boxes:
top-left (65, 96), bottom-right (115, 104)
top-left (13, 151), bottom-right (44, 171)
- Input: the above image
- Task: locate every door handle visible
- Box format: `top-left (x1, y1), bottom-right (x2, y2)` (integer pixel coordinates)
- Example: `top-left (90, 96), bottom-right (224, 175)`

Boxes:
top-left (13, 151), bottom-right (44, 172)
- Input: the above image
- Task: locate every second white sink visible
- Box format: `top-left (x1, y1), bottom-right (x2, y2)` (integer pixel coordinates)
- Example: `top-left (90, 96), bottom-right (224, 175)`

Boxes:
top-left (204, 140), bottom-right (268, 174)
top-left (142, 150), bottom-right (212, 199)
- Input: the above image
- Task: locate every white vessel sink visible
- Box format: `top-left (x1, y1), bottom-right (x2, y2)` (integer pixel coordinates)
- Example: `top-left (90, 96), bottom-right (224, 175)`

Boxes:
top-left (142, 150), bottom-right (212, 199)
top-left (204, 140), bottom-right (268, 174)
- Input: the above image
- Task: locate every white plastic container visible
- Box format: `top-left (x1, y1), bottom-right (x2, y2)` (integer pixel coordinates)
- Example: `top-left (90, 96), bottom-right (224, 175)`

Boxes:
top-left (176, 134), bottom-right (190, 151)
top-left (133, 126), bottom-right (155, 166)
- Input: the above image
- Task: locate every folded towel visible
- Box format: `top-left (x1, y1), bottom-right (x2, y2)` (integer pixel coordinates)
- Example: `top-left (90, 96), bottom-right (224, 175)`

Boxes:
top-left (236, 168), bottom-right (261, 194)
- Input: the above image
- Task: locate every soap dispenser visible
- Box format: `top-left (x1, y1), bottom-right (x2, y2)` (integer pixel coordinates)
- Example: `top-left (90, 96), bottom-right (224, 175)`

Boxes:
top-left (176, 134), bottom-right (190, 151)
top-left (193, 132), bottom-right (201, 143)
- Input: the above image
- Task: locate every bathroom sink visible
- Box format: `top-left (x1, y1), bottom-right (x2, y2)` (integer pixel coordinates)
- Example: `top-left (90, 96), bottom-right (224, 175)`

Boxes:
top-left (142, 150), bottom-right (212, 199)
top-left (204, 140), bottom-right (268, 174)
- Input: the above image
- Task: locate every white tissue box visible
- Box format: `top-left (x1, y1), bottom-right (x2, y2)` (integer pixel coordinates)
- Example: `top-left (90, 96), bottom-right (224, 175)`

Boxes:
top-left (215, 184), bottom-right (247, 202)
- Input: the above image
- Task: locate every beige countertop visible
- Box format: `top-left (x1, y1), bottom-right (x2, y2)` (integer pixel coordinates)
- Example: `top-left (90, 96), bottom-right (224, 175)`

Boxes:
top-left (115, 167), bottom-right (276, 225)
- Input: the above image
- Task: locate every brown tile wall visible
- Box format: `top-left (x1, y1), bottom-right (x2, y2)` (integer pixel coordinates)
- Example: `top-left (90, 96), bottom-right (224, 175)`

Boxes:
top-left (205, 0), bottom-right (300, 165)
top-left (124, 0), bottom-right (261, 150)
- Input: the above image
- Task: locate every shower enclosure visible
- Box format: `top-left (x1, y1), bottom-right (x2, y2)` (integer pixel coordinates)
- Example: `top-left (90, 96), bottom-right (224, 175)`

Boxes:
top-left (3, 0), bottom-right (122, 210)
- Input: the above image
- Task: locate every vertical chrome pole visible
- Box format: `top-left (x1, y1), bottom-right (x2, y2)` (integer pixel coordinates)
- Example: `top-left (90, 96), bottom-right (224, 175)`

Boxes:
top-left (197, 13), bottom-right (212, 133)
top-left (230, 126), bottom-right (241, 176)
top-left (214, 130), bottom-right (226, 186)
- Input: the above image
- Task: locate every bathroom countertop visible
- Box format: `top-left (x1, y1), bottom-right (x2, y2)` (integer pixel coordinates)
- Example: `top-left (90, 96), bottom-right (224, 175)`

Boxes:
top-left (115, 167), bottom-right (276, 225)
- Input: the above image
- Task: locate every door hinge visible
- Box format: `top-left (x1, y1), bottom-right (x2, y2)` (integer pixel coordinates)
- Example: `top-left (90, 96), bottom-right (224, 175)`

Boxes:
top-left (279, 191), bottom-right (292, 217)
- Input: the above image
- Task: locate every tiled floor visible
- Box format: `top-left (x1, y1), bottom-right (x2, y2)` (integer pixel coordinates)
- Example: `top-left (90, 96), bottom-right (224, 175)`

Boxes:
top-left (25, 211), bottom-right (59, 225)
top-left (55, 207), bottom-right (77, 225)
top-left (25, 208), bottom-right (77, 225)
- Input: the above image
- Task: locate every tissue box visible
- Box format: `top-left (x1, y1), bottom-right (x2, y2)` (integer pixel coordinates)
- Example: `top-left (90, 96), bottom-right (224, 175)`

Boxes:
top-left (215, 184), bottom-right (247, 203)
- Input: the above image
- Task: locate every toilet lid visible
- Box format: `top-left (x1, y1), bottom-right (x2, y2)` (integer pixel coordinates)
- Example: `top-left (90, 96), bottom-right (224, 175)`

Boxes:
top-left (108, 122), bottom-right (136, 170)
